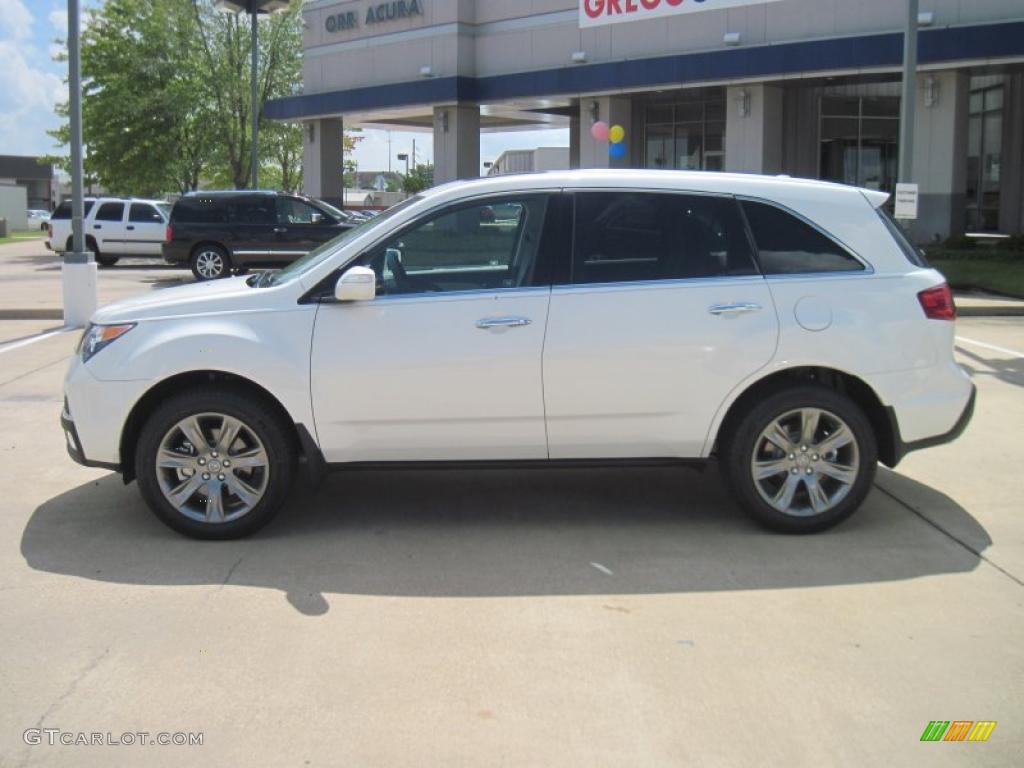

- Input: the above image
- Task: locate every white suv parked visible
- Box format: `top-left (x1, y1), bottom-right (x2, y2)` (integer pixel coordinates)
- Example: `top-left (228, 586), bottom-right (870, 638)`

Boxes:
top-left (48, 197), bottom-right (170, 266)
top-left (61, 170), bottom-right (974, 539)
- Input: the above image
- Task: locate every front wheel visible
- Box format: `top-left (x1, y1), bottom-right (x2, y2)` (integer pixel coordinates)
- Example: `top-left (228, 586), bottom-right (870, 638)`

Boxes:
top-left (720, 386), bottom-right (877, 533)
top-left (135, 390), bottom-right (295, 539)
top-left (190, 245), bottom-right (231, 281)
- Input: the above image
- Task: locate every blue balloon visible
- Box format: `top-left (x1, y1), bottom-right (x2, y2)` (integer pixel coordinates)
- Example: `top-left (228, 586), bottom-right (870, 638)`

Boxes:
top-left (609, 142), bottom-right (627, 159)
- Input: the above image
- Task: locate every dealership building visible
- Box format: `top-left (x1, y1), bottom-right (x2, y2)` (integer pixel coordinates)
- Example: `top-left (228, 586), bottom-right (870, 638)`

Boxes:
top-left (267, 0), bottom-right (1024, 240)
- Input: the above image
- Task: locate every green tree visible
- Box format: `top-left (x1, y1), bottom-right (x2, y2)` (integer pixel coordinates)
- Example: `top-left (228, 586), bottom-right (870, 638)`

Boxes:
top-left (402, 164), bottom-right (434, 194)
top-left (47, 0), bottom-right (306, 195)
top-left (190, 0), bottom-right (303, 189)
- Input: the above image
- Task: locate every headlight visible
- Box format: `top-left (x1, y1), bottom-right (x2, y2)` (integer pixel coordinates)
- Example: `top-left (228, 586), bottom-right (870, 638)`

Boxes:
top-left (78, 323), bottom-right (136, 363)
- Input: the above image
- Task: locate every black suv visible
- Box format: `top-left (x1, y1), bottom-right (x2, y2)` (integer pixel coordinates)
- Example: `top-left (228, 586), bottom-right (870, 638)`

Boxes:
top-left (163, 191), bottom-right (356, 280)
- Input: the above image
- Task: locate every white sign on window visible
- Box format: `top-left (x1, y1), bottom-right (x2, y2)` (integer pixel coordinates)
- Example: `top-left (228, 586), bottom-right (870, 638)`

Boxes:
top-left (580, 0), bottom-right (784, 29)
top-left (894, 183), bottom-right (919, 220)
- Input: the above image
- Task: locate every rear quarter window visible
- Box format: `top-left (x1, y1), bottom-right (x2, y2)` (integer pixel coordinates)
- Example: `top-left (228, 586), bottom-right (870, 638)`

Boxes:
top-left (742, 200), bottom-right (865, 274)
top-left (877, 207), bottom-right (929, 267)
top-left (50, 200), bottom-right (95, 219)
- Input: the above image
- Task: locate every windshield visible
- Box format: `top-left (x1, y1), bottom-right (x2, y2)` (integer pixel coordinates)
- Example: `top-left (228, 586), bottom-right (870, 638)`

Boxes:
top-left (268, 195), bottom-right (423, 286)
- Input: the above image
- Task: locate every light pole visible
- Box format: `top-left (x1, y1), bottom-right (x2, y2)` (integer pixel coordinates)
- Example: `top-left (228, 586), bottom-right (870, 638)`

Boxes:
top-left (215, 1), bottom-right (289, 189)
top-left (898, 0), bottom-right (919, 184)
top-left (62, 0), bottom-right (97, 328)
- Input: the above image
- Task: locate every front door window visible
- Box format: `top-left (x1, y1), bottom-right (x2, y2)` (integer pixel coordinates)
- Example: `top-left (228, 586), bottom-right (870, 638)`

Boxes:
top-left (362, 196), bottom-right (549, 296)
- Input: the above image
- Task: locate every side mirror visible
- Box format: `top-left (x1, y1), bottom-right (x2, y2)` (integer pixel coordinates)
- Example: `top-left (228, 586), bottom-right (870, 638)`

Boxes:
top-left (334, 266), bottom-right (376, 302)
top-left (311, 213), bottom-right (323, 224)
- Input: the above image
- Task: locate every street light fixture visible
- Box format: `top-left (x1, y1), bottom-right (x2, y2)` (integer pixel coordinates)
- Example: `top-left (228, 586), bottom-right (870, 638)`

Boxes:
top-left (214, 1), bottom-right (290, 189)
top-left (397, 153), bottom-right (409, 176)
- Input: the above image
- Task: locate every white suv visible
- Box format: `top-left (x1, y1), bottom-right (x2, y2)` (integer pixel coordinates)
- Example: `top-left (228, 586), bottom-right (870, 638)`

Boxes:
top-left (61, 170), bottom-right (974, 539)
top-left (48, 197), bottom-right (170, 266)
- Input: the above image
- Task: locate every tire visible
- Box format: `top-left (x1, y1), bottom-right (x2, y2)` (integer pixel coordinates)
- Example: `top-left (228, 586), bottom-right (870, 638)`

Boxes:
top-left (65, 237), bottom-right (116, 266)
top-left (719, 385), bottom-right (877, 534)
top-left (190, 244), bottom-right (231, 281)
top-left (135, 389), bottom-right (295, 539)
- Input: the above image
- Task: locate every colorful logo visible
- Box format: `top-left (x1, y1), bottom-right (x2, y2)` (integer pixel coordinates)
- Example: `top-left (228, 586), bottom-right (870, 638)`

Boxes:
top-left (920, 721), bottom-right (997, 742)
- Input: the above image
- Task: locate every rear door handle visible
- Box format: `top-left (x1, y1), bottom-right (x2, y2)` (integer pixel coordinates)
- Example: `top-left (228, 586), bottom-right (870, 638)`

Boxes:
top-left (273, 226), bottom-right (287, 233)
top-left (708, 302), bottom-right (762, 316)
top-left (126, 225), bottom-right (135, 230)
top-left (476, 316), bottom-right (532, 330)
top-left (92, 225), bottom-right (101, 229)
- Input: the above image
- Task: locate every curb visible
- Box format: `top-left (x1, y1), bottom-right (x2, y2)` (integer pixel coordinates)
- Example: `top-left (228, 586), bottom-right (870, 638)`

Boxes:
top-left (0, 309), bottom-right (65, 321)
top-left (957, 306), bottom-right (1024, 318)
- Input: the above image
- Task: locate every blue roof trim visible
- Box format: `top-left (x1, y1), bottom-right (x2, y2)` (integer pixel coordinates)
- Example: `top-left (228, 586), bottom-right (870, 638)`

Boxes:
top-left (266, 20), bottom-right (1024, 120)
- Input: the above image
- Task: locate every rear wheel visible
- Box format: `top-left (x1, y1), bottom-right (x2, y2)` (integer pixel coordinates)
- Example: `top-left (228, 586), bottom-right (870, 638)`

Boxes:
top-left (135, 389), bottom-right (295, 539)
top-left (65, 237), bottom-right (117, 266)
top-left (190, 245), bottom-right (231, 281)
top-left (720, 386), bottom-right (877, 533)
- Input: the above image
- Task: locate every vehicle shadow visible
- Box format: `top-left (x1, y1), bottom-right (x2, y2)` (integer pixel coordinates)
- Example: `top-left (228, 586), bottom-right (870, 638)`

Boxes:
top-left (956, 344), bottom-right (1024, 390)
top-left (22, 465), bottom-right (989, 616)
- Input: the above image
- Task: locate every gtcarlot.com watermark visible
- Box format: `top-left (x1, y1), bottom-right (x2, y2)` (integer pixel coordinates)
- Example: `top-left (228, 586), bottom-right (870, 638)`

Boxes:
top-left (24, 729), bottom-right (203, 747)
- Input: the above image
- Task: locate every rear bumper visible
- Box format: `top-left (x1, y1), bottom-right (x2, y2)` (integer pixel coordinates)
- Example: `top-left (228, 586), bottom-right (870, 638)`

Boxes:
top-left (887, 383), bottom-right (976, 466)
top-left (161, 242), bottom-right (190, 265)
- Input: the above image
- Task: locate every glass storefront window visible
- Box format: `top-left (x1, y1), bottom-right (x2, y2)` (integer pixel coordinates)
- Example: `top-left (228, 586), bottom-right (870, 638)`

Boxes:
top-left (819, 95), bottom-right (900, 194)
top-left (643, 98), bottom-right (726, 172)
top-left (966, 81), bottom-right (1004, 232)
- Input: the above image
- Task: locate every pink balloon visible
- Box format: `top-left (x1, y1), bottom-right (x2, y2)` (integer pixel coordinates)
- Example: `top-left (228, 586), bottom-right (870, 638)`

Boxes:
top-left (590, 121), bottom-right (610, 142)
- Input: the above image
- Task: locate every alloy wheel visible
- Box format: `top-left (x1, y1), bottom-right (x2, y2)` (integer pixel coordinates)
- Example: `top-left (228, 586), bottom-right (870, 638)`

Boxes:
top-left (750, 407), bottom-right (860, 517)
top-left (155, 412), bottom-right (270, 524)
top-left (195, 250), bottom-right (226, 279)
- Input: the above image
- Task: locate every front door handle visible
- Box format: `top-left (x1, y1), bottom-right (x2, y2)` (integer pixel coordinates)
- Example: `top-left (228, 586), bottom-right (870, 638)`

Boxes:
top-left (273, 226), bottom-right (287, 234)
top-left (93, 224), bottom-right (101, 229)
top-left (708, 302), bottom-right (762, 316)
top-left (126, 225), bottom-right (135, 230)
top-left (476, 316), bottom-right (532, 330)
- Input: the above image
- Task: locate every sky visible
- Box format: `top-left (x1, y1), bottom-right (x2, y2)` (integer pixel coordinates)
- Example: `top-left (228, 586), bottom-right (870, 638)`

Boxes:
top-left (0, 0), bottom-right (567, 177)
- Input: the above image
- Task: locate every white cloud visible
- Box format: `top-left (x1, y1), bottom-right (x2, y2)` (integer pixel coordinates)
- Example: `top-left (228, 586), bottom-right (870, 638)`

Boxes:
top-left (0, 40), bottom-right (64, 155)
top-left (0, 0), bottom-right (33, 40)
top-left (49, 9), bottom-right (68, 35)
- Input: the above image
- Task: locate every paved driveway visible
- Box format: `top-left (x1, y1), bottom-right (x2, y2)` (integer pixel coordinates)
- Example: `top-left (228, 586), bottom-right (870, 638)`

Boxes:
top-left (0, 241), bottom-right (1021, 767)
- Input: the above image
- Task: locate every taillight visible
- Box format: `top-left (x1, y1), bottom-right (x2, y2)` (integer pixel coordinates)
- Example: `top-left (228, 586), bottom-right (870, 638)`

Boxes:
top-left (918, 283), bottom-right (956, 321)
top-left (165, 224), bottom-right (173, 242)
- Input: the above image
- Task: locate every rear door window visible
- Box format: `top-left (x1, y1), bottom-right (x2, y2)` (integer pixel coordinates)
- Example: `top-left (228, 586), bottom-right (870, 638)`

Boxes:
top-left (94, 202), bottom-right (125, 222)
top-left (129, 203), bottom-right (163, 223)
top-left (742, 201), bottom-right (865, 274)
top-left (228, 195), bottom-right (276, 224)
top-left (570, 192), bottom-right (758, 285)
top-left (171, 197), bottom-right (228, 224)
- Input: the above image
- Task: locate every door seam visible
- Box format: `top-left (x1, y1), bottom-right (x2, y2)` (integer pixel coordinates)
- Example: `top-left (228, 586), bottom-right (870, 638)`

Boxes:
top-left (539, 286), bottom-right (553, 459)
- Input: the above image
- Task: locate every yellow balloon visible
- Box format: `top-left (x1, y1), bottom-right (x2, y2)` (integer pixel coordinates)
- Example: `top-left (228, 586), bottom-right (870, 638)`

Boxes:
top-left (609, 124), bottom-right (625, 143)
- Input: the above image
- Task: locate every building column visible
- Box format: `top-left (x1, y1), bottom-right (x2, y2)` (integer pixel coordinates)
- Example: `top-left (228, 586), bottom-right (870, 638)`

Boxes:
top-left (909, 70), bottom-right (969, 241)
top-left (433, 104), bottom-right (480, 185)
top-left (303, 117), bottom-right (344, 205)
top-left (725, 85), bottom-right (783, 174)
top-left (569, 112), bottom-right (581, 170)
top-left (578, 96), bottom-right (633, 169)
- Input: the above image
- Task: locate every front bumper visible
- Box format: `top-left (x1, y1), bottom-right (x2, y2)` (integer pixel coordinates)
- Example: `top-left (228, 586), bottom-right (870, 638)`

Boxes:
top-left (61, 398), bottom-right (120, 471)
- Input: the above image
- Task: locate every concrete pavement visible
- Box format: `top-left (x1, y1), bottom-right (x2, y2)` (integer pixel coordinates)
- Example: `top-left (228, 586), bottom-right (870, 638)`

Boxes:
top-left (0, 241), bottom-right (1022, 767)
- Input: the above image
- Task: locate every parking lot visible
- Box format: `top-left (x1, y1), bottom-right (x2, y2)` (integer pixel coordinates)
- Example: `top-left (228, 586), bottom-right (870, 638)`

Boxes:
top-left (1, 240), bottom-right (1022, 766)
